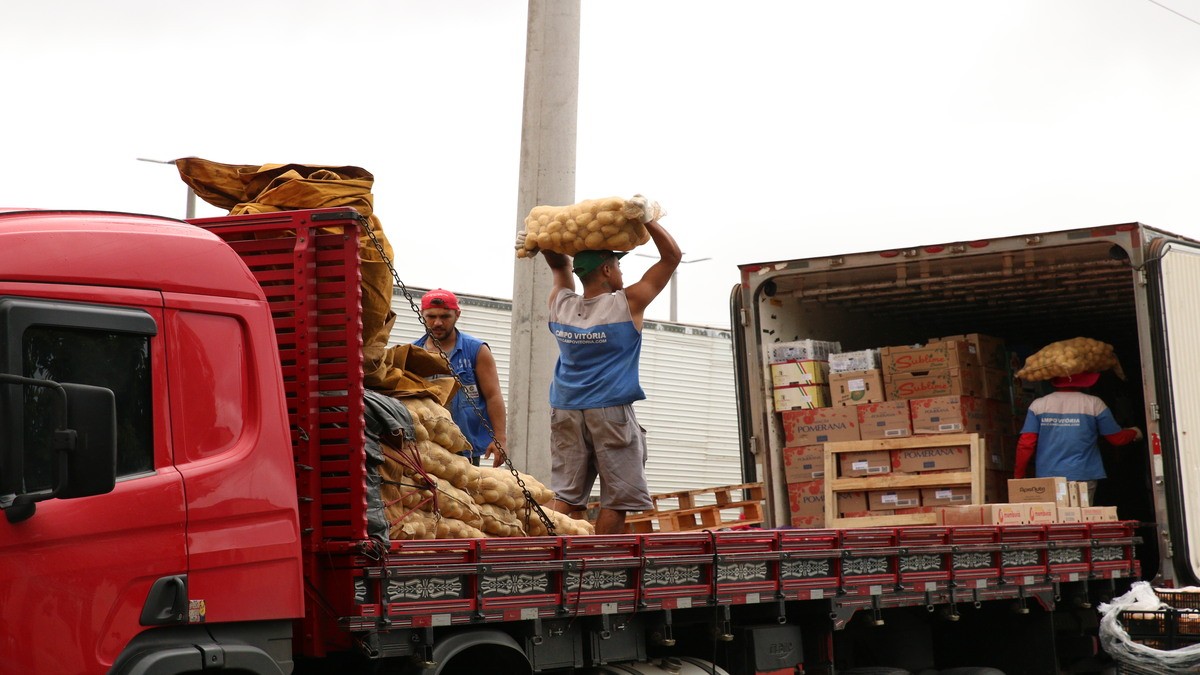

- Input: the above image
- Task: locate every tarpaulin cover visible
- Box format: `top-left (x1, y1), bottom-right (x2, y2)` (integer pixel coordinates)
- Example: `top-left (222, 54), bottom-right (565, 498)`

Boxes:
top-left (175, 157), bottom-right (450, 400)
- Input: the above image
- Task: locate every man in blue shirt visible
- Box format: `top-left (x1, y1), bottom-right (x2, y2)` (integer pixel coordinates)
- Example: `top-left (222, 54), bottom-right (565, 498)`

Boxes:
top-left (414, 289), bottom-right (507, 467)
top-left (1015, 371), bottom-right (1142, 503)
top-left (533, 220), bottom-right (681, 534)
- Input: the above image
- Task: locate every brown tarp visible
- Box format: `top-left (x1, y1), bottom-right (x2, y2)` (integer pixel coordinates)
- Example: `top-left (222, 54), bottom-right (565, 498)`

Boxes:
top-left (175, 157), bottom-right (452, 402)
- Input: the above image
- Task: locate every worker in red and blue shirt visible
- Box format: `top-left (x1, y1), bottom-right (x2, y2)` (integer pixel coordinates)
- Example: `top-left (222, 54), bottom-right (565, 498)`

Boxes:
top-left (1014, 371), bottom-right (1142, 503)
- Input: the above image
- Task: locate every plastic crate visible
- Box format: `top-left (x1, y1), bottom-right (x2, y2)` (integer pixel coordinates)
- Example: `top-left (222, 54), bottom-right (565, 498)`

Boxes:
top-left (1157, 587), bottom-right (1200, 611)
top-left (1119, 608), bottom-right (1200, 650)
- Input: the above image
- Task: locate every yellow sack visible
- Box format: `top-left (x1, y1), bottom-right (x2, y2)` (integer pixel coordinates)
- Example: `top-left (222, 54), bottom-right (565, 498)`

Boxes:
top-left (516, 194), bottom-right (663, 258)
top-left (174, 158), bottom-right (398, 390)
top-left (1016, 337), bottom-right (1125, 382)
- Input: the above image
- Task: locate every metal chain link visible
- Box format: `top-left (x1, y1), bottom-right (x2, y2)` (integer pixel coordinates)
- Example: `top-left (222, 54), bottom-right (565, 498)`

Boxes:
top-left (361, 220), bottom-right (557, 536)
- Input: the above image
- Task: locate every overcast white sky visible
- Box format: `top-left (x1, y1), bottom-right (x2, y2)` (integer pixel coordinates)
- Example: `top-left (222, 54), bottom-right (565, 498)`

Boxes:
top-left (4, 1), bottom-right (1200, 328)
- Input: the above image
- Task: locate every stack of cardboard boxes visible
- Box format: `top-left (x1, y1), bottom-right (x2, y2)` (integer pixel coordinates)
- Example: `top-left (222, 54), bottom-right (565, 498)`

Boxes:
top-left (939, 477), bottom-right (1118, 525)
top-left (768, 339), bottom-right (841, 412)
top-left (777, 334), bottom-right (1121, 528)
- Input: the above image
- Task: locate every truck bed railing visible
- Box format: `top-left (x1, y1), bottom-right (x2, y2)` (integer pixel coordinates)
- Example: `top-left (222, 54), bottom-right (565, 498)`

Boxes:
top-left (336, 523), bottom-right (1138, 632)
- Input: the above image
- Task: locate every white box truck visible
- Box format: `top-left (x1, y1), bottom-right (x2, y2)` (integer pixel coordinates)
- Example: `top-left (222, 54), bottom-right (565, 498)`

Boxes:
top-left (734, 221), bottom-right (1200, 586)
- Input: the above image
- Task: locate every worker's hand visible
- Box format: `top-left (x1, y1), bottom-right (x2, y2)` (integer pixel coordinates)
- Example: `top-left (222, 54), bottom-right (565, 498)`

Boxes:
top-left (515, 230), bottom-right (535, 256)
top-left (1128, 427), bottom-right (1145, 442)
top-left (485, 441), bottom-right (507, 468)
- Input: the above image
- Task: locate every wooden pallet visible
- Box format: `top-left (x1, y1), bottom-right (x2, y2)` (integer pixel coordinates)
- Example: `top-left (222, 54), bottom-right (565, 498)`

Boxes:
top-left (590, 483), bottom-right (766, 534)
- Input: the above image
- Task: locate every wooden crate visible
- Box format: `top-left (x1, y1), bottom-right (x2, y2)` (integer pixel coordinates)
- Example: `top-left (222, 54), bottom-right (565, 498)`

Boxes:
top-left (823, 433), bottom-right (984, 528)
top-left (592, 483), bottom-right (765, 534)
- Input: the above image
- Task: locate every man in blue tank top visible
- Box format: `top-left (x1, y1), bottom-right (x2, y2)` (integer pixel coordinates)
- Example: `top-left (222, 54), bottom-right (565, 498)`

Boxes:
top-left (414, 289), bottom-right (508, 467)
top-left (535, 220), bottom-right (681, 534)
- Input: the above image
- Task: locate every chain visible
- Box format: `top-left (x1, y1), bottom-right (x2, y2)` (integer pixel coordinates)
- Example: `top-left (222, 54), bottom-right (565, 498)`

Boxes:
top-left (362, 221), bottom-right (557, 536)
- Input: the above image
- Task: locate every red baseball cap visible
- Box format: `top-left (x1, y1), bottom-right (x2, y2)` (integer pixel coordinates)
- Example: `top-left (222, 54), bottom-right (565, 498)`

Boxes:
top-left (421, 289), bottom-right (460, 311)
top-left (1052, 372), bottom-right (1100, 389)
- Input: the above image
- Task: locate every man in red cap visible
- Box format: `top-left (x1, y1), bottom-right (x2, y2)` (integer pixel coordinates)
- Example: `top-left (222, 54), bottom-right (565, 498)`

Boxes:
top-left (414, 289), bottom-right (507, 467)
top-left (1015, 371), bottom-right (1143, 503)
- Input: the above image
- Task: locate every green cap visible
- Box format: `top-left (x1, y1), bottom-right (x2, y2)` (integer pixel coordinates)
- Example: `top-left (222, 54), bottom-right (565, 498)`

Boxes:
top-left (572, 250), bottom-right (627, 279)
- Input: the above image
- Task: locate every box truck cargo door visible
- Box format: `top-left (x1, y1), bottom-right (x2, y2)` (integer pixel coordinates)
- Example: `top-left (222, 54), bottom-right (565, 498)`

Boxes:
top-left (1148, 240), bottom-right (1200, 584)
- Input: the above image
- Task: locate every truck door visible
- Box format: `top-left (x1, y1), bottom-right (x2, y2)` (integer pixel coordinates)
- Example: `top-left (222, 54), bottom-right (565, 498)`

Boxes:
top-left (0, 291), bottom-right (186, 675)
top-left (1147, 240), bottom-right (1200, 585)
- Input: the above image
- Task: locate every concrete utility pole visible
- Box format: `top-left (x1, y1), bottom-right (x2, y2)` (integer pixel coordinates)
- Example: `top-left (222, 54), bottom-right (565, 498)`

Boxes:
top-left (507, 0), bottom-right (581, 479)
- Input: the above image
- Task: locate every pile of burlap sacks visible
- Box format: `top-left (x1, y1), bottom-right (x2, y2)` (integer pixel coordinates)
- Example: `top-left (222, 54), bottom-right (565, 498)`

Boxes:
top-left (177, 158), bottom-right (591, 541)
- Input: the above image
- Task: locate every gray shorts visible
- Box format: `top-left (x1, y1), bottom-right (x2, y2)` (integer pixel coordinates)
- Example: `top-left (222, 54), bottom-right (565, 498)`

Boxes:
top-left (550, 404), bottom-right (652, 512)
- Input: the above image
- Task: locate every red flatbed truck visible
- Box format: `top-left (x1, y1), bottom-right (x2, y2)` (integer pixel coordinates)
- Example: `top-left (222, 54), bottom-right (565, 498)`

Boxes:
top-left (0, 208), bottom-right (1140, 674)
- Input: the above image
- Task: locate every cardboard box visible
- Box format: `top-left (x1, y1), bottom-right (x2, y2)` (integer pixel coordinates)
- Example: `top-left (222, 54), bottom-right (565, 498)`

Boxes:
top-left (768, 339), bottom-right (842, 363)
top-left (934, 333), bottom-right (1007, 371)
top-left (782, 407), bottom-right (860, 446)
top-left (837, 491), bottom-right (868, 514)
top-left (1082, 506), bottom-right (1118, 522)
top-left (869, 489), bottom-right (921, 511)
top-left (986, 399), bottom-right (1020, 435)
top-left (770, 359), bottom-right (830, 387)
top-left (909, 395), bottom-right (988, 434)
top-left (773, 383), bottom-right (832, 411)
top-left (937, 505), bottom-right (984, 526)
top-left (1008, 477), bottom-right (1070, 507)
top-left (921, 486), bottom-right (972, 506)
top-left (829, 349), bottom-right (880, 373)
top-left (783, 445), bottom-right (825, 483)
top-left (881, 340), bottom-right (980, 376)
top-left (830, 369), bottom-right (886, 406)
top-left (892, 445), bottom-right (971, 473)
top-left (1057, 506), bottom-right (1083, 524)
top-left (985, 469), bottom-right (1011, 503)
top-left (1027, 502), bottom-right (1057, 525)
top-left (839, 450), bottom-right (892, 477)
top-left (981, 503), bottom-right (1029, 526)
top-left (787, 480), bottom-right (826, 528)
top-left (1068, 482), bottom-right (1093, 508)
top-left (886, 366), bottom-right (984, 400)
top-left (982, 432), bottom-right (1015, 471)
top-left (981, 367), bottom-right (1013, 401)
top-left (857, 400), bottom-right (912, 439)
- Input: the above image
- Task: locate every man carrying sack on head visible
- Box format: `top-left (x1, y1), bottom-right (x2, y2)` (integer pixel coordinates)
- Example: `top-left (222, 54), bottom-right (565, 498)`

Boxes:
top-left (521, 218), bottom-right (681, 535)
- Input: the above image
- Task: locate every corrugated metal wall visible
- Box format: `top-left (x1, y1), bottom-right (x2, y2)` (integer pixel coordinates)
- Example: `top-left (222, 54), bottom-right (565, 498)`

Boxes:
top-left (388, 287), bottom-right (742, 496)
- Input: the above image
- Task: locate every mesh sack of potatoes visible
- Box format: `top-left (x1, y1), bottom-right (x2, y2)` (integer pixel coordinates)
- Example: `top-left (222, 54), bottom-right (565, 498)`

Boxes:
top-left (1015, 337), bottom-right (1125, 382)
top-left (515, 194), bottom-right (664, 258)
top-left (381, 397), bottom-right (592, 538)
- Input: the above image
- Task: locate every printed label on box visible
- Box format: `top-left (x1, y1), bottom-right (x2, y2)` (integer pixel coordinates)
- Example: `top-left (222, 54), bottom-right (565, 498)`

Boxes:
top-left (770, 359), bottom-right (831, 387)
top-left (882, 341), bottom-right (980, 375)
top-left (782, 408), bottom-right (860, 446)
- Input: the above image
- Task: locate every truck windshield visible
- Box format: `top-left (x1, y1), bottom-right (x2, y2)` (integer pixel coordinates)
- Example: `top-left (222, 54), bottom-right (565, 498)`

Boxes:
top-left (21, 326), bottom-right (152, 492)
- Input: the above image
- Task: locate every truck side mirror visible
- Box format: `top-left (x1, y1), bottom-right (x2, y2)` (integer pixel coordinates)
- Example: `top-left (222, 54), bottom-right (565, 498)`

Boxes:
top-left (54, 383), bottom-right (117, 500)
top-left (1, 376), bottom-right (117, 523)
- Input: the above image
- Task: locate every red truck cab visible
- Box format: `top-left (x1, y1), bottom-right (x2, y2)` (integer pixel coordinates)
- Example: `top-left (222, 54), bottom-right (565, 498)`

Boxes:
top-left (0, 208), bottom-right (303, 674)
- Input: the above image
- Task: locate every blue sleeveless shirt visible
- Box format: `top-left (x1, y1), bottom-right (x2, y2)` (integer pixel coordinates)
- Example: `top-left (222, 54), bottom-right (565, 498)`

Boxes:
top-left (414, 330), bottom-right (494, 457)
top-left (548, 289), bottom-right (645, 410)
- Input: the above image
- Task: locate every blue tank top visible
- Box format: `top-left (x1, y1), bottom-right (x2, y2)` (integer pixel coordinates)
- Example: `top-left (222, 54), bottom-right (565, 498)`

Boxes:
top-left (414, 331), bottom-right (494, 457)
top-left (548, 289), bottom-right (645, 410)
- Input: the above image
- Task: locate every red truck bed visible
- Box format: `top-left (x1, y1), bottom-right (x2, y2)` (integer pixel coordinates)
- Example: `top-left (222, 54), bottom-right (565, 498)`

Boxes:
top-left (192, 208), bottom-right (1141, 659)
